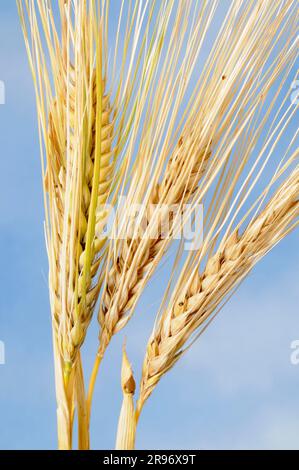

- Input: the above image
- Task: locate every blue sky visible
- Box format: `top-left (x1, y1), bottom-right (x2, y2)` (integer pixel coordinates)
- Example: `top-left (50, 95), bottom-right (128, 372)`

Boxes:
top-left (0, 1), bottom-right (298, 450)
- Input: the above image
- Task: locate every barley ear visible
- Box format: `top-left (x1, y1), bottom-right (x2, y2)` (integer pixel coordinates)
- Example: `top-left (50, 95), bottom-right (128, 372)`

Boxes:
top-left (115, 346), bottom-right (137, 450)
top-left (137, 166), bottom-right (299, 414)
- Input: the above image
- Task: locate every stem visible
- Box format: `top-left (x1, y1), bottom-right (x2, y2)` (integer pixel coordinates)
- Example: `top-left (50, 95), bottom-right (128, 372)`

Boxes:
top-left (75, 353), bottom-right (90, 450)
top-left (53, 336), bottom-right (73, 450)
top-left (87, 351), bottom-right (103, 422)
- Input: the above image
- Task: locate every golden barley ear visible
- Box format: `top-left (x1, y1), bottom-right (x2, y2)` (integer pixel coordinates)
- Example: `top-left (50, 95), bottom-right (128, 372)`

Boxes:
top-left (98, 141), bottom-right (212, 354)
top-left (47, 70), bottom-right (114, 366)
top-left (137, 164), bottom-right (299, 413)
top-left (17, 0), bottom-right (120, 448)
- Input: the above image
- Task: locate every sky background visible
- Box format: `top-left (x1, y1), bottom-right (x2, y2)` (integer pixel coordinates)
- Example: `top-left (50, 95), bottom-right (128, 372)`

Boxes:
top-left (0, 1), bottom-right (298, 450)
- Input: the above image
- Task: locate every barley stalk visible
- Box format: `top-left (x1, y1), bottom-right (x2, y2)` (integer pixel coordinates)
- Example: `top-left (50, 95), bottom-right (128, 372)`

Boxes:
top-left (75, 353), bottom-right (89, 450)
top-left (53, 335), bottom-right (74, 450)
